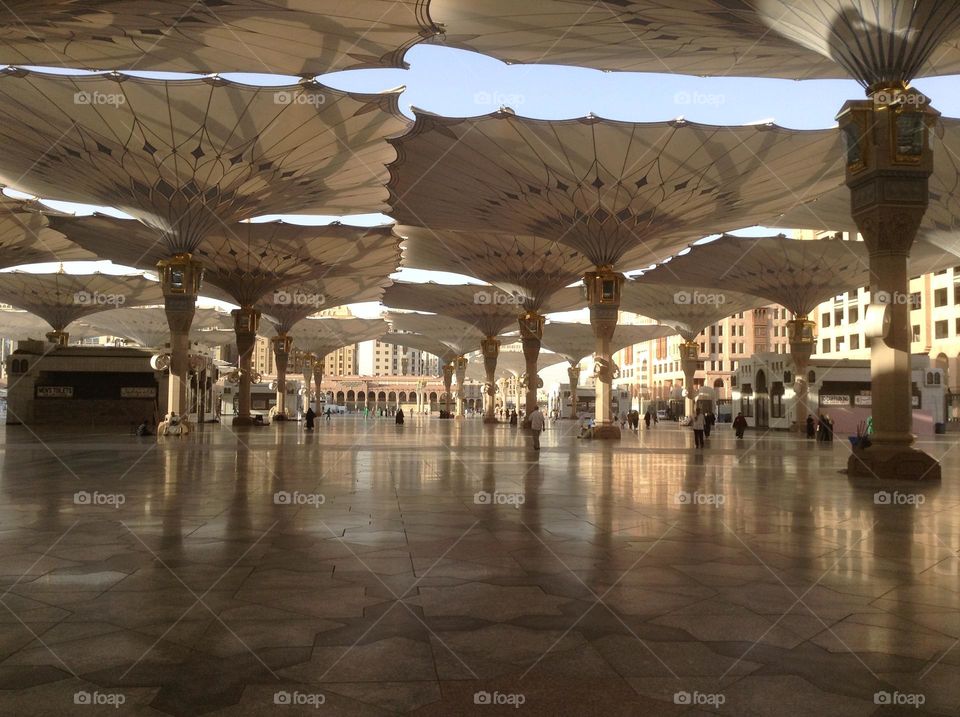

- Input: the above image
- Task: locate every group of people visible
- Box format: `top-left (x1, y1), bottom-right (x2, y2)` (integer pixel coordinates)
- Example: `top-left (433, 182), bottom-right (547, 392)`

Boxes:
top-left (807, 413), bottom-right (834, 441)
top-left (621, 409), bottom-right (661, 430)
top-left (303, 407), bottom-right (334, 430)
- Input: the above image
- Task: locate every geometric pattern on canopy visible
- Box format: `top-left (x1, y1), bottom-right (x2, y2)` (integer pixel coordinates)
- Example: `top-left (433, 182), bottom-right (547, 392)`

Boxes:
top-left (620, 279), bottom-right (768, 341)
top-left (538, 321), bottom-right (676, 366)
top-left (50, 215), bottom-right (401, 307)
top-left (0, 195), bottom-right (93, 268)
top-left (259, 275), bottom-right (395, 335)
top-left (770, 117), bottom-right (960, 242)
top-left (0, 2), bottom-right (437, 75)
top-left (287, 317), bottom-right (387, 359)
top-left (385, 311), bottom-right (514, 357)
top-left (396, 225), bottom-right (595, 308)
top-left (80, 306), bottom-right (229, 349)
top-left (382, 281), bottom-right (584, 338)
top-left (0, 271), bottom-right (164, 332)
top-left (634, 234), bottom-right (958, 317)
top-left (0, 71), bottom-right (407, 251)
top-left (428, 0), bottom-right (960, 83)
top-left (388, 111), bottom-right (842, 269)
top-left (0, 309), bottom-right (100, 342)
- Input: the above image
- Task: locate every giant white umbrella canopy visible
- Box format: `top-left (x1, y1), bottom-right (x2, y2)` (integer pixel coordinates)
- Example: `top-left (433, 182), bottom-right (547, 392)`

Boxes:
top-left (81, 306), bottom-right (229, 349)
top-left (464, 349), bottom-right (562, 381)
top-left (388, 108), bottom-right (841, 433)
top-left (0, 1), bottom-right (438, 74)
top-left (0, 194), bottom-right (94, 268)
top-left (427, 1), bottom-right (960, 82)
top-left (635, 234), bottom-right (959, 318)
top-left (396, 226), bottom-right (595, 310)
top-left (0, 272), bottom-right (164, 341)
top-left (0, 309), bottom-right (101, 343)
top-left (538, 322), bottom-right (676, 366)
top-left (380, 328), bottom-right (463, 415)
top-left (259, 276), bottom-right (396, 337)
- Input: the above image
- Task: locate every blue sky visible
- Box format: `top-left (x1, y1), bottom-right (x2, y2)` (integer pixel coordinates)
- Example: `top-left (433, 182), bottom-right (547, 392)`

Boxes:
top-left (9, 44), bottom-right (960, 313)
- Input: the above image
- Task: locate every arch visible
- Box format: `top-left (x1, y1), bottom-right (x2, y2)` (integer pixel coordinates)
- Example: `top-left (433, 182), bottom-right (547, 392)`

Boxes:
top-left (357, 391), bottom-right (366, 402)
top-left (388, 391), bottom-right (397, 402)
top-left (377, 391), bottom-right (386, 402)
top-left (429, 391), bottom-right (438, 402)
top-left (346, 390), bottom-right (355, 401)
top-left (754, 370), bottom-right (769, 428)
top-left (399, 391), bottom-right (407, 402)
top-left (336, 391), bottom-right (345, 403)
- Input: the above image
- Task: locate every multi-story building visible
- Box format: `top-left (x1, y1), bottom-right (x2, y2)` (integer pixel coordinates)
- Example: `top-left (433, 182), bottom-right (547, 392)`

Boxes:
top-left (614, 305), bottom-right (794, 415)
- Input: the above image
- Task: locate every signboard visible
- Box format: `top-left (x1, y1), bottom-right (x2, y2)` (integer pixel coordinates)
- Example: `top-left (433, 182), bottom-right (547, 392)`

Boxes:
top-left (854, 395), bottom-right (872, 406)
top-left (820, 395), bottom-right (850, 406)
top-left (121, 387), bottom-right (156, 399)
top-left (36, 386), bottom-right (73, 398)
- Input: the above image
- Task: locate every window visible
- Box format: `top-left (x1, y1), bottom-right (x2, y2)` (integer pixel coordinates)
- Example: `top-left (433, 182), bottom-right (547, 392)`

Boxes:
top-left (836, 336), bottom-right (845, 350)
top-left (912, 325), bottom-right (921, 342)
top-left (850, 335), bottom-right (860, 350)
top-left (936, 320), bottom-right (949, 339)
top-left (718, 325), bottom-right (723, 336)
top-left (821, 313), bottom-right (831, 328)
top-left (935, 288), bottom-right (948, 307)
top-left (771, 382), bottom-right (785, 418)
top-left (910, 292), bottom-right (922, 310)
top-left (834, 308), bottom-right (843, 325)
top-left (849, 306), bottom-right (859, 324)
top-left (822, 338), bottom-right (831, 353)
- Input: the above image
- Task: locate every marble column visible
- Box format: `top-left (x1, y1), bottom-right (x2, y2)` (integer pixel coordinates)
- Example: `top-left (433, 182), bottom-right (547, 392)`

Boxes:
top-left (158, 254), bottom-right (203, 417)
top-left (271, 334), bottom-right (293, 420)
top-left (481, 337), bottom-right (500, 423)
top-left (585, 268), bottom-right (624, 439)
top-left (454, 356), bottom-right (468, 417)
top-left (518, 312), bottom-right (544, 426)
top-left (231, 307), bottom-right (261, 426)
top-left (567, 364), bottom-right (581, 419)
top-left (301, 354), bottom-right (314, 414)
top-left (787, 317), bottom-right (816, 431)
top-left (839, 86), bottom-right (941, 480)
top-left (442, 362), bottom-right (454, 416)
top-left (679, 339), bottom-right (699, 418)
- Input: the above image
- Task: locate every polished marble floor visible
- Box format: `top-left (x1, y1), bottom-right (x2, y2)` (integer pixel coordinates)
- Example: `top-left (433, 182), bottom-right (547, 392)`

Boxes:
top-left (0, 415), bottom-right (958, 715)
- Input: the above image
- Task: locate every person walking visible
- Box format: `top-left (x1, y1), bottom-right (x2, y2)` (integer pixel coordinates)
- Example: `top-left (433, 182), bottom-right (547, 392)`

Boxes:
top-left (733, 412), bottom-right (747, 439)
top-left (304, 406), bottom-right (316, 431)
top-left (395, 408), bottom-right (405, 425)
top-left (692, 409), bottom-right (705, 449)
top-left (509, 409), bottom-right (518, 426)
top-left (643, 409), bottom-right (651, 429)
top-left (325, 407), bottom-right (332, 422)
top-left (529, 404), bottom-right (545, 450)
top-left (805, 414), bottom-right (815, 439)
top-left (704, 410), bottom-right (715, 439)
